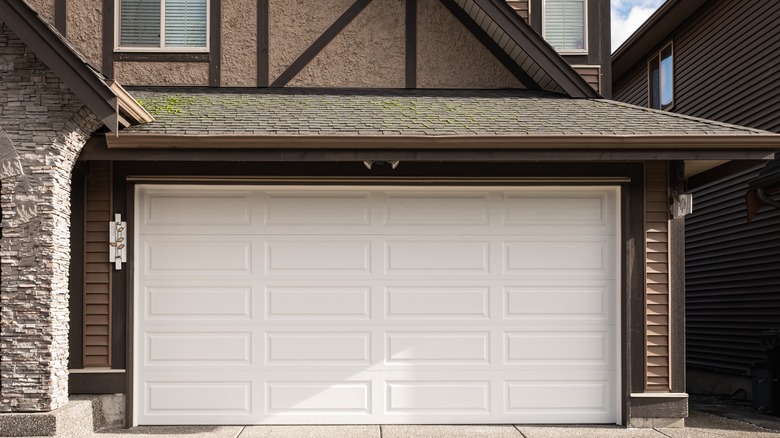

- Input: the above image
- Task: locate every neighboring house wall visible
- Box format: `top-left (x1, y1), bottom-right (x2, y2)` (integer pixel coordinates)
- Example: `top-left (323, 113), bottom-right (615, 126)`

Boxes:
top-left (0, 21), bottom-right (101, 412)
top-left (613, 0), bottom-right (780, 393)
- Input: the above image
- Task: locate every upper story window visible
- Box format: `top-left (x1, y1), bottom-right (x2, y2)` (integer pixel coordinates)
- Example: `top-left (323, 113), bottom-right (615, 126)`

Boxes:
top-left (649, 43), bottom-right (674, 110)
top-left (543, 0), bottom-right (586, 53)
top-left (117, 0), bottom-right (208, 51)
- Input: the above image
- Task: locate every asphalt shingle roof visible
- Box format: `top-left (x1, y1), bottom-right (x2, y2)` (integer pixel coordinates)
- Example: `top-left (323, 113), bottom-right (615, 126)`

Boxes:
top-left (124, 88), bottom-right (770, 138)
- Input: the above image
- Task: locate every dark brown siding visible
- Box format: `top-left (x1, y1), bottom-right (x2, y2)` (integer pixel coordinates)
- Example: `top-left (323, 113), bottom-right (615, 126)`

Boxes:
top-left (84, 161), bottom-right (112, 367)
top-left (573, 65), bottom-right (601, 94)
top-left (673, 0), bottom-right (780, 132)
top-left (505, 0), bottom-right (529, 21)
top-left (686, 165), bottom-right (780, 374)
top-left (613, 63), bottom-right (647, 107)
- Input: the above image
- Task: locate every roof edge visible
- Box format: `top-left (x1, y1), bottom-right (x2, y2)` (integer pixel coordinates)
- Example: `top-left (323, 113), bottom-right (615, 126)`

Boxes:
top-left (105, 134), bottom-right (780, 151)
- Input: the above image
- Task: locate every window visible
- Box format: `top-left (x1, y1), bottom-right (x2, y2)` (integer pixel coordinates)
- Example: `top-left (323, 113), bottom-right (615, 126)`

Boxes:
top-left (117, 0), bottom-right (208, 51)
top-left (649, 43), bottom-right (674, 110)
top-left (543, 0), bottom-right (586, 53)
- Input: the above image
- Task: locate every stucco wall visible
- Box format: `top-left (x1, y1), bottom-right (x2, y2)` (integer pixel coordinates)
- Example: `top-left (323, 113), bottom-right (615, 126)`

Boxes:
top-left (289, 0), bottom-right (405, 88)
top-left (65, 0), bottom-right (103, 69)
top-left (114, 62), bottom-right (210, 86)
top-left (417, 0), bottom-right (522, 88)
top-left (268, 0), bottom-right (355, 84)
top-left (221, 0), bottom-right (257, 86)
top-left (0, 21), bottom-right (101, 412)
top-left (27, 0), bottom-right (55, 25)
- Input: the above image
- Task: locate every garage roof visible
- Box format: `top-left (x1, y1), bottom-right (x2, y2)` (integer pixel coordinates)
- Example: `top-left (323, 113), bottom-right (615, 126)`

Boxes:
top-left (103, 88), bottom-right (780, 156)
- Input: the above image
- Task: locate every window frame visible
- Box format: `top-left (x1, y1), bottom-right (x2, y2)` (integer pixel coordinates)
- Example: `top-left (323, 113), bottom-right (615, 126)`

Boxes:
top-left (647, 41), bottom-right (674, 111)
top-left (114, 0), bottom-right (210, 53)
top-left (541, 0), bottom-right (588, 55)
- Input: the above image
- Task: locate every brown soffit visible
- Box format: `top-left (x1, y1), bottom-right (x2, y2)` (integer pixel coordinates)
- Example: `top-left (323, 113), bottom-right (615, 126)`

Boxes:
top-left (104, 134), bottom-right (780, 152)
top-left (612, 0), bottom-right (708, 82)
top-left (0, 0), bottom-right (151, 131)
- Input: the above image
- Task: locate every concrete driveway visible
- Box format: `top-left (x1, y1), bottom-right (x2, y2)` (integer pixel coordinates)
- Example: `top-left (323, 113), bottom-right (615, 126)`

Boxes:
top-left (81, 409), bottom-right (779, 438)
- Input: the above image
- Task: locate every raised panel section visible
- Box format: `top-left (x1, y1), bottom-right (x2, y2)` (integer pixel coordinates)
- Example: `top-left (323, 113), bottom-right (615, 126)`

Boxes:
top-left (265, 194), bottom-right (370, 225)
top-left (145, 240), bottom-right (252, 274)
top-left (267, 333), bottom-right (371, 364)
top-left (506, 381), bottom-right (609, 411)
top-left (267, 383), bottom-right (370, 413)
top-left (146, 287), bottom-right (251, 320)
top-left (145, 194), bottom-right (251, 225)
top-left (505, 287), bottom-right (606, 319)
top-left (387, 241), bottom-right (489, 272)
top-left (267, 241), bottom-right (370, 272)
top-left (146, 382), bottom-right (251, 413)
top-left (385, 193), bottom-right (489, 225)
top-left (504, 195), bottom-right (606, 225)
top-left (387, 333), bottom-right (489, 363)
top-left (386, 287), bottom-right (489, 319)
top-left (387, 382), bottom-right (489, 412)
top-left (146, 333), bottom-right (251, 365)
top-left (505, 241), bottom-right (607, 274)
top-left (505, 332), bottom-right (608, 364)
top-left (267, 287), bottom-right (370, 319)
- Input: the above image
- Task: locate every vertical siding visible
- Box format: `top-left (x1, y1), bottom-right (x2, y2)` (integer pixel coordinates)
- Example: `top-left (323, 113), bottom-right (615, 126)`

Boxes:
top-left (674, 0), bottom-right (780, 132)
top-left (83, 162), bottom-right (112, 368)
top-left (687, 166), bottom-right (780, 374)
top-left (646, 162), bottom-right (670, 391)
top-left (613, 63), bottom-right (647, 107)
top-left (505, 0), bottom-right (529, 21)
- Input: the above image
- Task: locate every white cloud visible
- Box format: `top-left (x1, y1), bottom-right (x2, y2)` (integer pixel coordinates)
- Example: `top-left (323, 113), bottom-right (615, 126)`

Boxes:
top-left (611, 0), bottom-right (665, 52)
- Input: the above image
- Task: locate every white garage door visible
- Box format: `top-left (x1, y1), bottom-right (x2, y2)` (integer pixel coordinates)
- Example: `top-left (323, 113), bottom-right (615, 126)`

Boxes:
top-left (134, 185), bottom-right (620, 425)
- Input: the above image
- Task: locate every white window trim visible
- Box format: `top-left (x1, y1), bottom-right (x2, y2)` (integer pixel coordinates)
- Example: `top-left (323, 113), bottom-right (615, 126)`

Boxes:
top-left (541, 0), bottom-right (589, 55)
top-left (114, 0), bottom-right (210, 52)
top-left (647, 41), bottom-right (674, 111)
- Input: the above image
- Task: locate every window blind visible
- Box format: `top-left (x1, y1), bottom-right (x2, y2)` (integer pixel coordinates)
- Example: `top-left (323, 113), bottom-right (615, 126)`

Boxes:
top-left (119, 0), bottom-right (161, 47)
top-left (165, 0), bottom-right (207, 47)
top-left (544, 0), bottom-right (585, 51)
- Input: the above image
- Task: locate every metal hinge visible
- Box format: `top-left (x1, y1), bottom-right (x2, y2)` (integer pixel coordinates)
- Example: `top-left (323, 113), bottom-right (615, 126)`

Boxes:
top-left (109, 214), bottom-right (127, 270)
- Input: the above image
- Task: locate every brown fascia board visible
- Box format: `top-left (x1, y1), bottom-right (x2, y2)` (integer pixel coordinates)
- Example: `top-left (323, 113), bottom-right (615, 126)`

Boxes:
top-left (470, 0), bottom-right (600, 98)
top-left (0, 0), bottom-right (150, 131)
top-left (105, 134), bottom-right (780, 153)
top-left (612, 0), bottom-right (708, 82)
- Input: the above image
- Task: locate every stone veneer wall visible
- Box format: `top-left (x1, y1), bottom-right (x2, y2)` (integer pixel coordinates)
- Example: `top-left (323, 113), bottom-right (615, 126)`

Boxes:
top-left (0, 21), bottom-right (101, 412)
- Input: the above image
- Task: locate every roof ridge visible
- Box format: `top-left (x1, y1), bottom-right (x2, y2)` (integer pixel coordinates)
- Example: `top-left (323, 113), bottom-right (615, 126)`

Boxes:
top-left (593, 99), bottom-right (774, 135)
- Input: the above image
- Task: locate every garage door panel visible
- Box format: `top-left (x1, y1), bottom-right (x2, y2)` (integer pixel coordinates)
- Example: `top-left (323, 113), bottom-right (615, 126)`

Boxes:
top-left (386, 241), bottom-right (490, 273)
top-left (266, 240), bottom-right (371, 273)
top-left (266, 287), bottom-right (371, 320)
top-left (135, 185), bottom-right (620, 425)
top-left (385, 286), bottom-right (490, 319)
top-left (144, 286), bottom-right (253, 321)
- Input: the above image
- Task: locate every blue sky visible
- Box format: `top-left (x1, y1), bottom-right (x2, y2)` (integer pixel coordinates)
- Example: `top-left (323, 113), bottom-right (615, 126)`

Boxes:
top-left (611, 0), bottom-right (665, 52)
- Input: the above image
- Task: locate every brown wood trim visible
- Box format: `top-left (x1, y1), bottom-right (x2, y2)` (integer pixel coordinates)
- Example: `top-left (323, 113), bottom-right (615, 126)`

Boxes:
top-left (405, 0), bottom-right (417, 89)
top-left (103, 133), bottom-right (780, 151)
top-left (113, 164), bottom-right (127, 372)
top-left (209, 0), bottom-right (221, 87)
top-left (70, 372), bottom-right (126, 394)
top-left (257, 0), bottom-right (269, 87)
top-left (102, 0), bottom-right (114, 78)
top-left (438, 0), bottom-right (539, 90)
top-left (68, 167), bottom-right (86, 370)
top-left (54, 0), bottom-right (66, 35)
top-left (114, 52), bottom-right (210, 63)
top-left (529, 0), bottom-right (541, 34)
top-left (669, 160), bottom-right (686, 393)
top-left (626, 164), bottom-right (647, 416)
top-left (270, 0), bottom-right (374, 87)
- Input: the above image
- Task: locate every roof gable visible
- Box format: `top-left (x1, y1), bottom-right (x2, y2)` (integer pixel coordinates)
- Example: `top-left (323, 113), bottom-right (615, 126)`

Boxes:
top-left (0, 0), bottom-right (151, 131)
